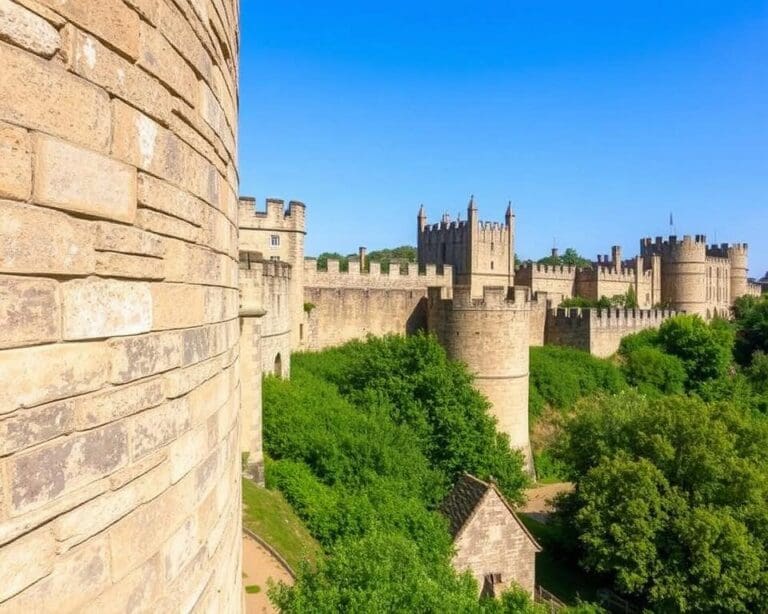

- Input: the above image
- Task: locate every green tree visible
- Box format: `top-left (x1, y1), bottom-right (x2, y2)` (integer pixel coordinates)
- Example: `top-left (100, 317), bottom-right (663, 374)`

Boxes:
top-left (733, 296), bottom-right (768, 366)
top-left (621, 346), bottom-right (686, 395)
top-left (314, 252), bottom-right (351, 271)
top-left (537, 248), bottom-right (592, 269)
top-left (656, 315), bottom-right (733, 387)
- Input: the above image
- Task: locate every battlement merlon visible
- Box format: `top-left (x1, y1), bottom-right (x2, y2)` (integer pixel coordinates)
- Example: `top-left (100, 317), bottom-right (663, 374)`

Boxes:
top-left (548, 306), bottom-right (677, 326)
top-left (639, 234), bottom-right (709, 257)
top-left (706, 242), bottom-right (749, 260)
top-left (238, 196), bottom-right (307, 233)
top-left (304, 259), bottom-right (453, 289)
top-left (429, 285), bottom-right (530, 310)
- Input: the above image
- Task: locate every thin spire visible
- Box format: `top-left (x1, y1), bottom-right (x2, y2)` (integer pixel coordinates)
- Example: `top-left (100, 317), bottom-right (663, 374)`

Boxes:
top-left (418, 203), bottom-right (425, 217)
top-left (505, 200), bottom-right (513, 217)
top-left (468, 194), bottom-right (476, 210)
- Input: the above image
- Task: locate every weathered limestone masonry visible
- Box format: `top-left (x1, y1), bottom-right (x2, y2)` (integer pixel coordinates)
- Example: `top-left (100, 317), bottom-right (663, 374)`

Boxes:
top-left (545, 308), bottom-right (677, 358)
top-left (428, 286), bottom-right (533, 470)
top-left (0, 1), bottom-right (242, 611)
top-left (418, 197), bottom-right (515, 297)
top-left (302, 259), bottom-right (453, 350)
top-left (239, 197), bottom-right (306, 350)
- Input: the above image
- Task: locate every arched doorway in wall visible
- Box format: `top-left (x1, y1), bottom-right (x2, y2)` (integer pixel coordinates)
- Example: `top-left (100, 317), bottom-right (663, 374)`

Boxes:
top-left (273, 353), bottom-right (282, 378)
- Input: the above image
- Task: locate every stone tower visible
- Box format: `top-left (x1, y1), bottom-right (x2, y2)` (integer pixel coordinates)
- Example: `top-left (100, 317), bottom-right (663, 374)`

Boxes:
top-left (641, 235), bottom-right (709, 315)
top-left (0, 1), bottom-right (243, 610)
top-left (428, 286), bottom-right (533, 471)
top-left (728, 243), bottom-right (749, 302)
top-left (418, 198), bottom-right (515, 297)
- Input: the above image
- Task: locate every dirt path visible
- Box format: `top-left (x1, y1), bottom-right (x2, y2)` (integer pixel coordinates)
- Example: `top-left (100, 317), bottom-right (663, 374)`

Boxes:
top-left (520, 482), bottom-right (573, 523)
top-left (242, 533), bottom-right (294, 614)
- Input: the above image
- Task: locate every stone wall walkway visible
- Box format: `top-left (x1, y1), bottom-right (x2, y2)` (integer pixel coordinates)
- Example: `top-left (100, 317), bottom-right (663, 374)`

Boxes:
top-left (242, 533), bottom-right (294, 614)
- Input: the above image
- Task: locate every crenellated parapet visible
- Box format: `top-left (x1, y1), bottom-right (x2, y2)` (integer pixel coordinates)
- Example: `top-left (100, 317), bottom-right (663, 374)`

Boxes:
top-left (546, 307), bottom-right (677, 357)
top-left (304, 259), bottom-right (453, 289)
top-left (640, 234), bottom-right (708, 260)
top-left (238, 196), bottom-right (306, 232)
top-left (431, 285), bottom-right (531, 311)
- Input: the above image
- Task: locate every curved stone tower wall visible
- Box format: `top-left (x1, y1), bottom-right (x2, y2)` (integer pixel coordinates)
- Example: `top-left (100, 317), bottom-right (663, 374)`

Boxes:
top-left (428, 286), bottom-right (532, 470)
top-left (728, 244), bottom-right (749, 303)
top-left (0, 1), bottom-right (242, 611)
top-left (660, 236), bottom-right (708, 315)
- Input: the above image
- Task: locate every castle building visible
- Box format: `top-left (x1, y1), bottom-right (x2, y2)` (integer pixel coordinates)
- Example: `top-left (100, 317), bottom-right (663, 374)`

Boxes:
top-left (236, 196), bottom-right (760, 479)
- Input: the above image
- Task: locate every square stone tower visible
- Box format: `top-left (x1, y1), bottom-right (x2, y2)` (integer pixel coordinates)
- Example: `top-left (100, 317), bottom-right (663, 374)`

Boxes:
top-left (418, 197), bottom-right (515, 297)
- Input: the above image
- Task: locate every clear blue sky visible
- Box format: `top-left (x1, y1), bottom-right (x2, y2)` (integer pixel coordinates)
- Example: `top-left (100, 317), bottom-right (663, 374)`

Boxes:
top-left (239, 2), bottom-right (767, 276)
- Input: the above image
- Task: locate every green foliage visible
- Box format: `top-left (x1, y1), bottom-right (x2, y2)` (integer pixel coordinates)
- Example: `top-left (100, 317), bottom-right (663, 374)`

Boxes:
top-left (552, 392), bottom-right (768, 612)
top-left (618, 328), bottom-right (660, 356)
top-left (245, 585), bottom-right (261, 594)
top-left (733, 295), bottom-right (768, 366)
top-left (621, 346), bottom-right (687, 395)
top-left (656, 314), bottom-right (733, 388)
top-left (262, 334), bottom-right (531, 610)
top-left (746, 351), bottom-right (768, 394)
top-left (303, 302), bottom-right (315, 313)
top-left (529, 346), bottom-right (626, 416)
top-left (366, 245), bottom-right (417, 272)
top-left (559, 290), bottom-right (635, 310)
top-left (538, 248), bottom-right (592, 268)
top-left (315, 252), bottom-right (351, 271)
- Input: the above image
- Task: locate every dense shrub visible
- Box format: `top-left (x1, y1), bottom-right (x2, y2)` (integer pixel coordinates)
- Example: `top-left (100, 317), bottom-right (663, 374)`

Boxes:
top-left (733, 295), bottom-right (768, 366)
top-left (621, 346), bottom-right (686, 395)
top-left (552, 392), bottom-right (768, 612)
top-left (529, 346), bottom-right (626, 415)
top-left (263, 334), bottom-right (541, 610)
top-left (656, 315), bottom-right (733, 387)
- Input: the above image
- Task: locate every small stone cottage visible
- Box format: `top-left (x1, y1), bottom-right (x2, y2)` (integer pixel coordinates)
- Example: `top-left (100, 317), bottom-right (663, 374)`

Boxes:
top-left (440, 474), bottom-right (541, 598)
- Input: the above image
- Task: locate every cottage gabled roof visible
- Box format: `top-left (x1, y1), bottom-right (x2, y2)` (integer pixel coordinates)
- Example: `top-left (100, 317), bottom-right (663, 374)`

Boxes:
top-left (440, 473), bottom-right (542, 551)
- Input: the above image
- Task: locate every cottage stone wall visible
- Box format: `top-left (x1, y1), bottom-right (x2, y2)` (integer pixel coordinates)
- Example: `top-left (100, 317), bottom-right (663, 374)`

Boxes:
top-left (452, 489), bottom-right (537, 596)
top-left (0, 1), bottom-right (243, 611)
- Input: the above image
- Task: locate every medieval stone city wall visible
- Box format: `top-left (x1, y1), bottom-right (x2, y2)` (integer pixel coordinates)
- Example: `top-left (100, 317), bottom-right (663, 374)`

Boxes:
top-left (546, 308), bottom-right (677, 358)
top-left (303, 286), bottom-right (429, 351)
top-left (515, 263), bottom-right (577, 299)
top-left (0, 1), bottom-right (242, 611)
top-left (300, 259), bottom-right (453, 350)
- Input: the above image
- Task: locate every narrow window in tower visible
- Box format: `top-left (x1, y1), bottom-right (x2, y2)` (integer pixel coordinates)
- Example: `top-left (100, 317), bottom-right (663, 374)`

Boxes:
top-left (271, 234), bottom-right (280, 247)
top-left (491, 261), bottom-right (494, 270)
top-left (441, 243), bottom-right (447, 262)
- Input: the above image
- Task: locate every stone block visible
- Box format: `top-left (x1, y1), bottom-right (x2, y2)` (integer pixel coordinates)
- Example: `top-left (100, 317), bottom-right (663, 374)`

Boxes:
top-left (0, 121), bottom-right (31, 200)
top-left (163, 516), bottom-right (198, 581)
top-left (137, 172), bottom-right (204, 226)
top-left (9, 422), bottom-right (128, 514)
top-left (137, 20), bottom-right (196, 105)
top-left (156, 0), bottom-right (211, 83)
top-left (0, 478), bottom-right (108, 547)
top-left (108, 474), bottom-right (195, 580)
top-left (0, 0), bottom-right (60, 57)
top-left (0, 41), bottom-right (110, 151)
top-left (60, 278), bottom-right (152, 340)
top-left (0, 275), bottom-right (60, 349)
top-left (74, 377), bottom-right (164, 429)
top-left (150, 282), bottom-right (206, 330)
top-left (78, 554), bottom-right (163, 614)
top-left (34, 135), bottom-right (137, 223)
top-left (129, 397), bottom-right (190, 460)
top-left (169, 426), bottom-right (207, 484)
top-left (93, 220), bottom-right (164, 258)
top-left (137, 207), bottom-right (200, 243)
top-left (95, 251), bottom-right (164, 280)
top-left (0, 200), bottom-right (95, 275)
top-left (4, 535), bottom-right (111, 612)
top-left (54, 462), bottom-right (169, 551)
top-left (64, 27), bottom-right (172, 126)
top-left (108, 330), bottom-right (181, 384)
top-left (0, 341), bottom-right (108, 414)
top-left (0, 398), bottom-right (75, 456)
top-left (0, 527), bottom-right (55, 602)
top-left (13, 0), bottom-right (66, 27)
top-left (36, 0), bottom-right (140, 59)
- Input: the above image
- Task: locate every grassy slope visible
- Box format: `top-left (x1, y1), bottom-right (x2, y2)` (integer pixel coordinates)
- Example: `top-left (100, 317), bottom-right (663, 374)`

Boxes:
top-left (242, 478), bottom-right (323, 570)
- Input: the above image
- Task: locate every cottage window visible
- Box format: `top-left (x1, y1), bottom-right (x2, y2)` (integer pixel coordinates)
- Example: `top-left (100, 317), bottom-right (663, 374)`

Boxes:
top-left (270, 234), bottom-right (280, 247)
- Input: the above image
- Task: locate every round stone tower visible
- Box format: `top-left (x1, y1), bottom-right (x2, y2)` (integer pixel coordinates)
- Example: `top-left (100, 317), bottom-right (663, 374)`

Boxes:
top-left (0, 1), bottom-right (242, 610)
top-left (728, 243), bottom-right (749, 302)
top-left (427, 286), bottom-right (533, 471)
top-left (660, 235), bottom-right (708, 315)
